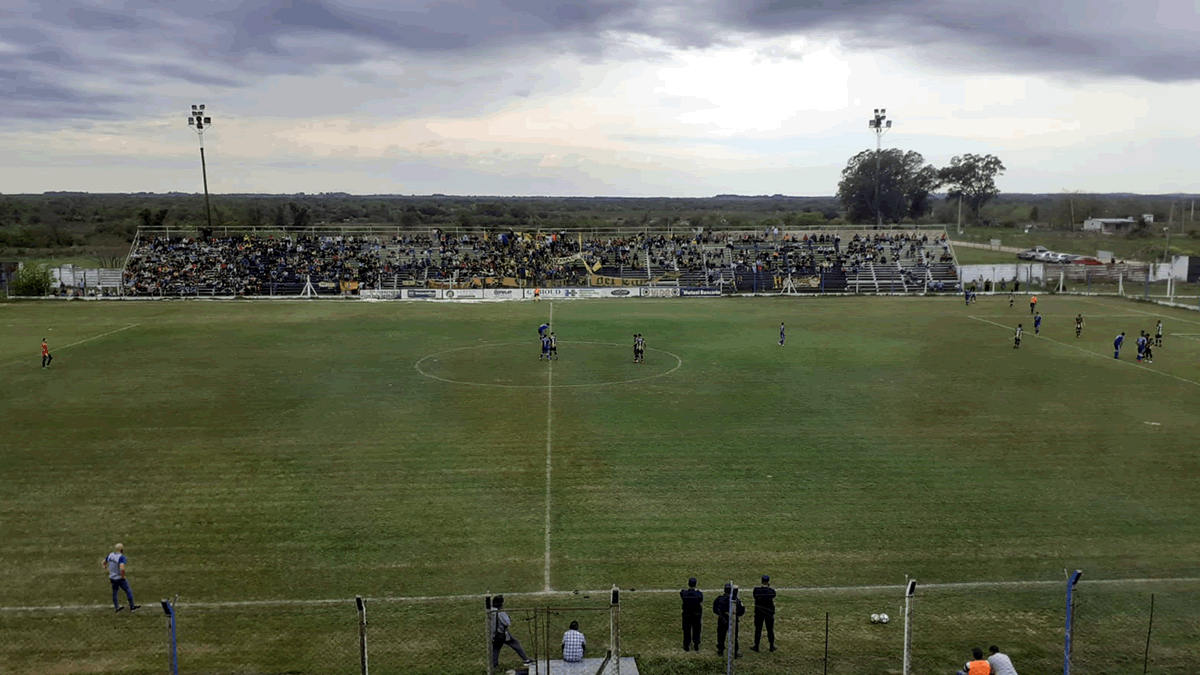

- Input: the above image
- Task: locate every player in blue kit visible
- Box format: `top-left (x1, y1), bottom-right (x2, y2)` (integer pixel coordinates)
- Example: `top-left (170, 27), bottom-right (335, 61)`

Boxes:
top-left (1033, 312), bottom-right (1042, 335)
top-left (540, 335), bottom-right (551, 361)
top-left (539, 323), bottom-right (550, 339)
top-left (778, 322), bottom-right (785, 346)
top-left (1113, 332), bottom-right (1125, 359)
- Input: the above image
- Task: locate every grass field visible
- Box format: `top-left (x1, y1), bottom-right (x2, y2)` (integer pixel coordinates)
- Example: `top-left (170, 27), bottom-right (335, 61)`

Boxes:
top-left (2, 296), bottom-right (1199, 674)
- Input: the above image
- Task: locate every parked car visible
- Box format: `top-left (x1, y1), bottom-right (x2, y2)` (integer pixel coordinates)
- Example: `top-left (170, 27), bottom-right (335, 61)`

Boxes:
top-left (1018, 246), bottom-right (1050, 260)
top-left (1072, 256), bottom-right (1103, 265)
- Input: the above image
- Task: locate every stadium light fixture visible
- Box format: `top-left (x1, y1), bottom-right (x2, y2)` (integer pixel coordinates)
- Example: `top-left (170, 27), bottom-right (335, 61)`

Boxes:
top-left (187, 104), bottom-right (214, 232)
top-left (868, 108), bottom-right (893, 228)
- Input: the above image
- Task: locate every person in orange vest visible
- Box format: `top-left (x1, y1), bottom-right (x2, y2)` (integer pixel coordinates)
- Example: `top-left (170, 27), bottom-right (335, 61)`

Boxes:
top-left (1029, 295), bottom-right (1038, 315)
top-left (957, 647), bottom-right (993, 675)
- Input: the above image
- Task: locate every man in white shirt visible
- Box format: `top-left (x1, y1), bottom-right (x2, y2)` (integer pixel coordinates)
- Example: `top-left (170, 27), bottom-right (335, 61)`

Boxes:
top-left (988, 645), bottom-right (1018, 675)
top-left (562, 620), bottom-right (586, 662)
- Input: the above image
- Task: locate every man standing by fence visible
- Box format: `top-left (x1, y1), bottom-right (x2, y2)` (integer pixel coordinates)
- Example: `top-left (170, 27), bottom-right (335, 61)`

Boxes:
top-left (490, 596), bottom-right (534, 668)
top-left (751, 575), bottom-right (777, 652)
top-left (102, 543), bottom-right (138, 613)
top-left (713, 582), bottom-right (745, 658)
top-left (680, 577), bottom-right (703, 651)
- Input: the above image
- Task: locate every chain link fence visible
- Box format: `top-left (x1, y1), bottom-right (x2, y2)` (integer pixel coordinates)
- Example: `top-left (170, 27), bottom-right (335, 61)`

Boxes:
top-left (4, 577), bottom-right (1199, 674)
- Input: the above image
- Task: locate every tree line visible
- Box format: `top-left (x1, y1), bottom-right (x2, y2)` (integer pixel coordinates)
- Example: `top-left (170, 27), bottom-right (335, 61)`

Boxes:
top-left (837, 151), bottom-right (1007, 224)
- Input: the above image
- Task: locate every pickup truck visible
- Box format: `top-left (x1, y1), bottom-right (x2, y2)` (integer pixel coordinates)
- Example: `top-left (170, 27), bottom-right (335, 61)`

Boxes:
top-left (1017, 246), bottom-right (1050, 261)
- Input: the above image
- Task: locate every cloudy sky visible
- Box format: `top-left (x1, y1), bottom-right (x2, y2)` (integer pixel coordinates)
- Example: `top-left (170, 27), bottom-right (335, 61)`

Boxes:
top-left (2, 0), bottom-right (1199, 197)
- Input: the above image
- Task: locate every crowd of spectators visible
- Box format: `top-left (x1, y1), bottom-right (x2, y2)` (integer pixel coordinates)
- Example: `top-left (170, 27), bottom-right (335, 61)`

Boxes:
top-left (122, 228), bottom-right (955, 295)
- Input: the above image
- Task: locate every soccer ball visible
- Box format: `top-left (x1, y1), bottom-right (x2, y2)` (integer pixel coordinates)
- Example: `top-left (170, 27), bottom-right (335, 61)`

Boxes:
top-left (880, 613), bottom-right (890, 624)
top-left (870, 614), bottom-right (880, 624)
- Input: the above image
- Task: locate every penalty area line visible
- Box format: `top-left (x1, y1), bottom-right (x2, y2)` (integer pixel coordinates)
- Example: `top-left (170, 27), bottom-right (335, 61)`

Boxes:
top-left (968, 315), bottom-right (1200, 389)
top-left (58, 323), bottom-right (141, 350)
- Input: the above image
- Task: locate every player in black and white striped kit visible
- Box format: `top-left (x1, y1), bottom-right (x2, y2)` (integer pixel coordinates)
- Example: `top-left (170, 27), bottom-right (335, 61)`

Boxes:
top-left (1075, 314), bottom-right (1084, 338)
top-left (1155, 320), bottom-right (1163, 347)
top-left (1013, 324), bottom-right (1023, 349)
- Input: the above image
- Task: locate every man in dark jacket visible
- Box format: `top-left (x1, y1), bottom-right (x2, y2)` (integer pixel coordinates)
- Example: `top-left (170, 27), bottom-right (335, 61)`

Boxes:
top-left (751, 574), bottom-right (777, 652)
top-left (713, 582), bottom-right (745, 657)
top-left (680, 577), bottom-right (703, 651)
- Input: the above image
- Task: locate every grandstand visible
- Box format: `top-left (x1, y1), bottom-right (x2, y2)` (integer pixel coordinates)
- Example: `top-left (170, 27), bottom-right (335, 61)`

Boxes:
top-left (119, 226), bottom-right (961, 296)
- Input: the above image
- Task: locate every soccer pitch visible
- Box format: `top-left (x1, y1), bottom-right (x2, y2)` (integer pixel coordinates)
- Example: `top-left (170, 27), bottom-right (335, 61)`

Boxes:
top-left (2, 295), bottom-right (1199, 674)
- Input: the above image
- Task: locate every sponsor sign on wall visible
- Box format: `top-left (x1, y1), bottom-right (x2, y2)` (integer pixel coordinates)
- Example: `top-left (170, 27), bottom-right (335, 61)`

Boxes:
top-left (406, 289), bottom-right (440, 299)
top-left (486, 289), bottom-right (519, 299)
top-left (444, 289), bottom-right (483, 299)
top-left (679, 287), bottom-right (721, 297)
top-left (643, 287), bottom-right (681, 298)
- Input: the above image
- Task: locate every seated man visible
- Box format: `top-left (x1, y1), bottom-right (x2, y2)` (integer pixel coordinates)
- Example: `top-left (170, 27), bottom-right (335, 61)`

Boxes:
top-left (562, 620), bottom-right (586, 663)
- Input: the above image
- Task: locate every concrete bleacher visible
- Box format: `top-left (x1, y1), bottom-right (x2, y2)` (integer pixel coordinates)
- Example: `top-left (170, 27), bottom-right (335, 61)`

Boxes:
top-left (505, 656), bottom-right (639, 675)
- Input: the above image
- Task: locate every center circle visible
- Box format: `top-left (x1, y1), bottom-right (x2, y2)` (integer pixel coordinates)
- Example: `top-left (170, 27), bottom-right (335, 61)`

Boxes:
top-left (414, 340), bottom-right (683, 388)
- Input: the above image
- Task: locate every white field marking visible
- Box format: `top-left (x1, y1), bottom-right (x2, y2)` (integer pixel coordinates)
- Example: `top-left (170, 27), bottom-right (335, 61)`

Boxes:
top-left (969, 314), bottom-right (1148, 319)
top-left (56, 324), bottom-right (141, 351)
top-left (6, 576), bottom-right (1200, 612)
top-left (1171, 333), bottom-right (1200, 343)
top-left (969, 315), bottom-right (1200, 389)
top-left (545, 302), bottom-right (553, 593)
top-left (1079, 297), bottom-right (1200, 327)
top-left (413, 341), bottom-right (683, 388)
top-left (1144, 422), bottom-right (1162, 426)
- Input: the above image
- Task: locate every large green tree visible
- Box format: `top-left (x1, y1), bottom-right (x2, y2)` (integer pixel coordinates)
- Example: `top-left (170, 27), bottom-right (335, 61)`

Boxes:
top-left (837, 149), bottom-right (942, 224)
top-left (939, 153), bottom-right (1006, 221)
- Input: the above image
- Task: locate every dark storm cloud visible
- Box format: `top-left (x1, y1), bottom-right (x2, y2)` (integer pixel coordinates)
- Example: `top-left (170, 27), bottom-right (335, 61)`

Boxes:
top-left (3, 0), bottom-right (1198, 123)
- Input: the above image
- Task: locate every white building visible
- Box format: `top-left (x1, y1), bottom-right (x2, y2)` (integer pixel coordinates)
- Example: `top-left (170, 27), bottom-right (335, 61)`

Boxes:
top-left (1082, 217), bottom-right (1137, 234)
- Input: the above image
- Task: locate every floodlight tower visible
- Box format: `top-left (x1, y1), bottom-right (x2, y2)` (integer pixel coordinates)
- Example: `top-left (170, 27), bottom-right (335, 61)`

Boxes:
top-left (868, 108), bottom-right (892, 227)
top-left (187, 104), bottom-right (214, 231)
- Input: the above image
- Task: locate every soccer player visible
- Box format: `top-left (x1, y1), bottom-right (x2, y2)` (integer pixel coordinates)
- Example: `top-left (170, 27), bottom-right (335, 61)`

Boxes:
top-left (1075, 314), bottom-right (1084, 338)
top-left (1143, 335), bottom-right (1154, 364)
top-left (41, 338), bottom-right (52, 368)
top-left (1030, 295), bottom-right (1038, 315)
top-left (1009, 293), bottom-right (1014, 309)
top-left (964, 288), bottom-right (971, 306)
top-left (632, 333), bottom-right (639, 363)
top-left (540, 335), bottom-right (551, 361)
top-left (1155, 320), bottom-right (1163, 347)
top-left (549, 332), bottom-right (558, 360)
top-left (778, 322), bottom-right (785, 346)
top-left (1034, 312), bottom-right (1042, 335)
top-left (1113, 332), bottom-right (1125, 359)
top-left (1013, 324), bottom-right (1023, 349)
top-left (1136, 332), bottom-right (1147, 362)
top-left (538, 322), bottom-right (550, 339)
top-left (635, 334), bottom-right (646, 363)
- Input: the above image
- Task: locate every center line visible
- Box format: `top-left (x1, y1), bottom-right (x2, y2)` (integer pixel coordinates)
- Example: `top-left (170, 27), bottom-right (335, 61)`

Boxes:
top-left (544, 301), bottom-right (554, 593)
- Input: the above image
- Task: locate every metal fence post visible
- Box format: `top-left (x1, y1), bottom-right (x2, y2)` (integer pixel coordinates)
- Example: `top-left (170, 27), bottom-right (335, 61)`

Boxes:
top-left (1064, 570), bottom-right (1083, 675)
top-left (485, 594), bottom-right (495, 675)
top-left (356, 595), bottom-right (368, 675)
top-left (1142, 593), bottom-right (1155, 675)
top-left (160, 598), bottom-right (179, 675)
top-left (902, 580), bottom-right (916, 675)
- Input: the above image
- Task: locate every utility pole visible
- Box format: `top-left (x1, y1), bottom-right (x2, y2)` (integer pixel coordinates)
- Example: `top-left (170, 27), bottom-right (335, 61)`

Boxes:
top-left (187, 104), bottom-right (214, 231)
top-left (868, 108), bottom-right (892, 228)
top-left (957, 195), bottom-right (962, 235)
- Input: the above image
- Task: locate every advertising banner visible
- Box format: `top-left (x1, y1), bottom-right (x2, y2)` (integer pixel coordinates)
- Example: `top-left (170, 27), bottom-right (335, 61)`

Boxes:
top-left (643, 287), bottom-right (681, 298)
top-left (484, 289), bottom-right (521, 300)
top-left (679, 287), bottom-right (721, 297)
top-left (406, 289), bottom-right (440, 299)
top-left (444, 289), bottom-right (483, 299)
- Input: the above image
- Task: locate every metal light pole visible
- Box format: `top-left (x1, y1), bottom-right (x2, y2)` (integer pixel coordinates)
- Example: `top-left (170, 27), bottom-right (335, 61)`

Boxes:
top-left (1163, 227), bottom-right (1170, 262)
top-left (187, 104), bottom-right (214, 231)
top-left (868, 108), bottom-right (892, 227)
